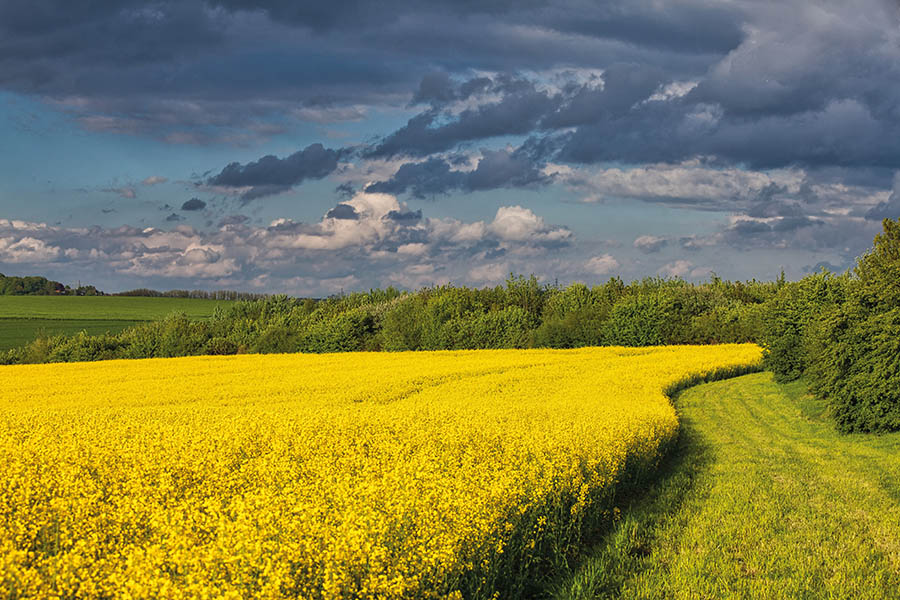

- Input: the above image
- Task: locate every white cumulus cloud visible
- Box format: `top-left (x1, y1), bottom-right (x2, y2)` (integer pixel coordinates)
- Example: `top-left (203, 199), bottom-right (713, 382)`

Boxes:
top-left (585, 254), bottom-right (619, 275)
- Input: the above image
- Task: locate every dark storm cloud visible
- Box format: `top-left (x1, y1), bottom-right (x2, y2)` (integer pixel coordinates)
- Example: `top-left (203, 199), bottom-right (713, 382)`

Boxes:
top-left (866, 200), bottom-right (900, 222)
top-left (410, 72), bottom-right (458, 106)
top-left (367, 78), bottom-right (558, 158)
top-left (556, 97), bottom-right (900, 171)
top-left (351, 5), bottom-right (895, 178)
top-left (181, 198), bottom-right (207, 211)
top-left (365, 158), bottom-right (463, 198)
top-left (365, 148), bottom-right (552, 199)
top-left (0, 0), bottom-right (725, 142)
top-left (803, 261), bottom-right (847, 274)
top-left (209, 0), bottom-right (534, 30)
top-left (541, 63), bottom-right (668, 129)
top-left (744, 184), bottom-right (804, 219)
top-left (206, 143), bottom-right (346, 200)
top-left (6, 0), bottom-right (900, 244)
top-left (539, 1), bottom-right (744, 55)
top-left (212, 0), bottom-right (744, 56)
top-left (467, 149), bottom-right (551, 190)
top-left (384, 209), bottom-right (422, 223)
top-left (325, 203), bottom-right (358, 220)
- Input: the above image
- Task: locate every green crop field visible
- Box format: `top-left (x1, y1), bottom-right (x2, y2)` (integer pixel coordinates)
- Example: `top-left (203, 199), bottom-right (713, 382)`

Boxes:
top-left (553, 372), bottom-right (900, 599)
top-left (0, 296), bottom-right (228, 351)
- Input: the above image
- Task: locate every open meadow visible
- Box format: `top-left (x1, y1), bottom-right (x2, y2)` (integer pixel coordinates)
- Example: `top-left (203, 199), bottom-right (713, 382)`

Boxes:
top-left (0, 345), bottom-right (761, 599)
top-left (0, 296), bottom-right (228, 351)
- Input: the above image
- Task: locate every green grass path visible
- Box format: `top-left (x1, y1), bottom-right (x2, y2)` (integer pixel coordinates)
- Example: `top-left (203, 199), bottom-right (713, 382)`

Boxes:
top-left (554, 372), bottom-right (900, 599)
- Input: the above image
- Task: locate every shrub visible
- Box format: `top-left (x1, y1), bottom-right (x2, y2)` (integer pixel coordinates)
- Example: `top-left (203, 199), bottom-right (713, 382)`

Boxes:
top-left (300, 307), bottom-right (377, 353)
top-left (45, 331), bottom-right (125, 363)
top-left (761, 272), bottom-right (847, 383)
top-left (441, 306), bottom-right (533, 350)
top-left (205, 336), bottom-right (239, 355)
top-left (602, 294), bottom-right (667, 346)
top-left (806, 219), bottom-right (900, 432)
top-left (689, 301), bottom-right (765, 344)
top-left (380, 295), bottom-right (427, 351)
top-left (533, 306), bottom-right (606, 348)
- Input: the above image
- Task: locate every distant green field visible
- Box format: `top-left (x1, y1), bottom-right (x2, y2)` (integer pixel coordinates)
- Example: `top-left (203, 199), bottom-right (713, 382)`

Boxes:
top-left (0, 319), bottom-right (145, 351)
top-left (0, 296), bottom-right (228, 351)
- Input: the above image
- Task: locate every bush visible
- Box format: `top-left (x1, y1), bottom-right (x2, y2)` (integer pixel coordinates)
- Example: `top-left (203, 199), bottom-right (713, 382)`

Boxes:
top-left (602, 294), bottom-right (667, 346)
top-left (761, 272), bottom-right (847, 383)
top-left (0, 274), bottom-right (783, 365)
top-left (533, 306), bottom-right (606, 348)
top-left (689, 301), bottom-right (765, 344)
top-left (808, 305), bottom-right (900, 432)
top-left (205, 336), bottom-right (239, 355)
top-left (806, 219), bottom-right (900, 432)
top-left (440, 306), bottom-right (533, 349)
top-left (380, 295), bottom-right (427, 351)
top-left (47, 331), bottom-right (125, 362)
top-left (300, 307), bottom-right (377, 353)
top-left (420, 287), bottom-right (487, 349)
top-left (251, 325), bottom-right (300, 354)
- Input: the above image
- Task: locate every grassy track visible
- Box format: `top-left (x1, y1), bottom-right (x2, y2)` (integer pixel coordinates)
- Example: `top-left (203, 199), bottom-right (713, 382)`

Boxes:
top-left (553, 372), bottom-right (900, 599)
top-left (0, 296), bottom-right (227, 351)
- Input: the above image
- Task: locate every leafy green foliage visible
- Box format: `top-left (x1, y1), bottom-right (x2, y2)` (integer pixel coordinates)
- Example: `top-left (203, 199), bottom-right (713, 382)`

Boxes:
top-left (379, 295), bottom-right (427, 351)
top-left (440, 306), bottom-right (532, 349)
top-left (602, 293), bottom-right (667, 346)
top-left (761, 271), bottom-right (848, 383)
top-left (805, 219), bottom-right (900, 432)
top-left (0, 273), bottom-right (66, 295)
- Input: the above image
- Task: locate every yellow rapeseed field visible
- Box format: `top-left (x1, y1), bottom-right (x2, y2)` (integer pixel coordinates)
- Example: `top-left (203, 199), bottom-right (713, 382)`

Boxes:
top-left (0, 345), bottom-right (761, 599)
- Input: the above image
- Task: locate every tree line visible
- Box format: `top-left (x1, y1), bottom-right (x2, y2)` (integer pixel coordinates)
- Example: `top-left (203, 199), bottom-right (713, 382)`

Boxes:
top-left (0, 274), bottom-right (267, 301)
top-left (762, 218), bottom-right (900, 433)
top-left (0, 274), bottom-right (101, 296)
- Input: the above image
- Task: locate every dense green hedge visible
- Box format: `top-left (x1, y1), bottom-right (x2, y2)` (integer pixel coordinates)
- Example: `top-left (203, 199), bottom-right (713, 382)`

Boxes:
top-left (760, 218), bottom-right (900, 432)
top-left (761, 271), bottom-right (849, 383)
top-left (800, 219), bottom-right (900, 432)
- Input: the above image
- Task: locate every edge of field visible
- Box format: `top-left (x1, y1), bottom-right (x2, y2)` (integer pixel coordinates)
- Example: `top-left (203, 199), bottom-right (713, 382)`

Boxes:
top-left (548, 372), bottom-right (900, 600)
top-left (511, 356), bottom-right (764, 598)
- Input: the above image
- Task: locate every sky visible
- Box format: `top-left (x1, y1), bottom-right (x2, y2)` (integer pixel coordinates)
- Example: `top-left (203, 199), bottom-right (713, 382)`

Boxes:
top-left (2, 0), bottom-right (900, 295)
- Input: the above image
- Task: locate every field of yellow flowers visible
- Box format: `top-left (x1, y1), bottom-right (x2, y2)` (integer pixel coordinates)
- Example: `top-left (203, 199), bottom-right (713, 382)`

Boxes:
top-left (1, 345), bottom-right (761, 599)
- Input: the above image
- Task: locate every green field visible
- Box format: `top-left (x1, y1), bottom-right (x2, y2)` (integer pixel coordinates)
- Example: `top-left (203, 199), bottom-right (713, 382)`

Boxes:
top-left (553, 372), bottom-right (900, 599)
top-left (0, 296), bottom-right (228, 351)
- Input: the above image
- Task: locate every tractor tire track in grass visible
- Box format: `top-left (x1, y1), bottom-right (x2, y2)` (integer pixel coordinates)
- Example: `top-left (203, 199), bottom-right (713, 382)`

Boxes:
top-left (553, 372), bottom-right (900, 599)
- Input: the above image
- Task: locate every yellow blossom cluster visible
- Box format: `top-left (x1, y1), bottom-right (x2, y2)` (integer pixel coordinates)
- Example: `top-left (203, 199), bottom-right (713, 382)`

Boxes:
top-left (0, 345), bottom-right (761, 599)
